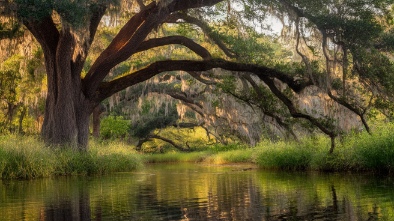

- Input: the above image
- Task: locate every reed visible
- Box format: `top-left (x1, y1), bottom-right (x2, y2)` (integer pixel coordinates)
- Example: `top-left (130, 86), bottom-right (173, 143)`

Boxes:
top-left (253, 139), bottom-right (315, 170)
top-left (345, 124), bottom-right (394, 173)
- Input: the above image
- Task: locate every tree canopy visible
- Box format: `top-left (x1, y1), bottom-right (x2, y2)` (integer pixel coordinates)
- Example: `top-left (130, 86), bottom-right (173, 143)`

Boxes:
top-left (0, 0), bottom-right (393, 151)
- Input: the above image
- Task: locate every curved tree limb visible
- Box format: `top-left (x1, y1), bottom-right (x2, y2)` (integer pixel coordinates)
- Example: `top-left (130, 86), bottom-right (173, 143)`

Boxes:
top-left (73, 4), bottom-right (107, 76)
top-left (96, 59), bottom-right (312, 102)
top-left (84, 2), bottom-right (157, 95)
top-left (187, 71), bottom-right (217, 85)
top-left (294, 17), bottom-right (315, 85)
top-left (327, 91), bottom-right (371, 134)
top-left (242, 74), bottom-right (298, 140)
top-left (136, 36), bottom-right (212, 60)
top-left (261, 76), bottom-right (338, 152)
top-left (148, 88), bottom-right (205, 110)
top-left (137, 134), bottom-right (189, 152)
top-left (23, 16), bottom-right (59, 58)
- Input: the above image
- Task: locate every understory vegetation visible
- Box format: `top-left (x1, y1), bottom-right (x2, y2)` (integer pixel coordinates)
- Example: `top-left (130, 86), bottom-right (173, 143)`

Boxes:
top-left (1, 123), bottom-right (394, 179)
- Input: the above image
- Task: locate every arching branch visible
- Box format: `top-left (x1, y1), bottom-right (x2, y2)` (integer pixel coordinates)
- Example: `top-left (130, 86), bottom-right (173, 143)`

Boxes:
top-left (327, 91), bottom-right (371, 134)
top-left (187, 71), bottom-right (217, 85)
top-left (261, 76), bottom-right (339, 152)
top-left (136, 36), bottom-right (212, 60)
top-left (242, 74), bottom-right (298, 140)
top-left (147, 88), bottom-right (204, 111)
top-left (73, 4), bottom-right (107, 75)
top-left (84, 2), bottom-right (157, 96)
top-left (96, 59), bottom-right (312, 103)
top-left (23, 16), bottom-right (59, 56)
top-left (294, 17), bottom-right (315, 85)
top-left (137, 134), bottom-right (189, 152)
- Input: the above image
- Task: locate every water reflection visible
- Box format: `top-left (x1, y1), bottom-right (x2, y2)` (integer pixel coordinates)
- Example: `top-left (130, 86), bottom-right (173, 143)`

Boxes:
top-left (1, 164), bottom-right (394, 221)
top-left (42, 181), bottom-right (91, 221)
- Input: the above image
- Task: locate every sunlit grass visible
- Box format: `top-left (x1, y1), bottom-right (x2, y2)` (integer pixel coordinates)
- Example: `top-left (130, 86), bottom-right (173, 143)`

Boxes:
top-left (144, 122), bottom-right (394, 173)
top-left (0, 135), bottom-right (57, 179)
top-left (2, 123), bottom-right (394, 179)
top-left (254, 123), bottom-right (394, 173)
top-left (0, 135), bottom-right (143, 179)
top-left (143, 143), bottom-right (253, 164)
top-left (142, 151), bottom-right (211, 163)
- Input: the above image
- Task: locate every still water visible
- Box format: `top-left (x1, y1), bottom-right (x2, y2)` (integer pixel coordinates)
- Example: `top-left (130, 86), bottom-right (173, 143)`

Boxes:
top-left (1, 163), bottom-right (394, 221)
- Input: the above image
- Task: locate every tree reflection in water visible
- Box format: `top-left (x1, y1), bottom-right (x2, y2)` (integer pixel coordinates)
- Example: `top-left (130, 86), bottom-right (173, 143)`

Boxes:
top-left (41, 181), bottom-right (91, 221)
top-left (1, 164), bottom-right (393, 221)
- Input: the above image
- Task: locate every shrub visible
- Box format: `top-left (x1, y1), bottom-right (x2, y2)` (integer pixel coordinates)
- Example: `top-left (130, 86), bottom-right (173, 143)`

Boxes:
top-left (100, 116), bottom-right (131, 139)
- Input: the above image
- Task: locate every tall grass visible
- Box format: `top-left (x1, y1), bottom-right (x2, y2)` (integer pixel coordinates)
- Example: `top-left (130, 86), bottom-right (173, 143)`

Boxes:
top-left (342, 124), bottom-right (394, 173)
top-left (144, 123), bottom-right (394, 174)
top-left (254, 123), bottom-right (394, 173)
top-left (2, 123), bottom-right (394, 179)
top-left (0, 136), bottom-right (143, 179)
top-left (143, 143), bottom-right (254, 164)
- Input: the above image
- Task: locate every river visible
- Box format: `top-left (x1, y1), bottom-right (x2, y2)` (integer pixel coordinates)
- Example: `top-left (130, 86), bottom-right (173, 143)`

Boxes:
top-left (1, 163), bottom-right (394, 220)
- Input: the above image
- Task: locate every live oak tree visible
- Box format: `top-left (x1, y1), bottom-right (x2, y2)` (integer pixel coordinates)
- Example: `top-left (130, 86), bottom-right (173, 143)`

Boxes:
top-left (3, 0), bottom-right (230, 149)
top-left (1, 0), bottom-right (301, 149)
top-left (1, 0), bottom-right (394, 152)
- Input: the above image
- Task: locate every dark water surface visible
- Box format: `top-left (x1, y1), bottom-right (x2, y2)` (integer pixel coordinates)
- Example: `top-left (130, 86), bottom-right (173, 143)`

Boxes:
top-left (1, 163), bottom-right (394, 220)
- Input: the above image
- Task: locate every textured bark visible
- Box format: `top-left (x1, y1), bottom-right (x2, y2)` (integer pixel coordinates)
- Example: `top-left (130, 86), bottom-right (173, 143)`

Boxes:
top-left (24, 17), bottom-right (96, 150)
top-left (41, 28), bottom-right (90, 149)
top-left (92, 104), bottom-right (105, 138)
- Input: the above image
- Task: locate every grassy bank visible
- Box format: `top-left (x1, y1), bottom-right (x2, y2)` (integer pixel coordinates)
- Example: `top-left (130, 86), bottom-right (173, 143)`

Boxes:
top-left (1, 123), bottom-right (394, 179)
top-left (144, 124), bottom-right (394, 174)
top-left (0, 136), bottom-right (143, 179)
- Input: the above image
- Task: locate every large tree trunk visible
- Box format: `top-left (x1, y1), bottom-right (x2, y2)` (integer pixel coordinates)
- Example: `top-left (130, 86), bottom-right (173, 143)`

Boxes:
top-left (36, 26), bottom-right (92, 150)
top-left (41, 74), bottom-right (91, 149)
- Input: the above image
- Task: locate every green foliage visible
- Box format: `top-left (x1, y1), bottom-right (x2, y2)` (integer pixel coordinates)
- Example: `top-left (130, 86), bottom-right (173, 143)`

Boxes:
top-left (14, 0), bottom-right (119, 26)
top-left (351, 47), bottom-right (394, 94)
top-left (0, 55), bottom-right (22, 132)
top-left (0, 55), bottom-right (22, 101)
top-left (0, 45), bottom-right (45, 134)
top-left (0, 21), bottom-right (23, 39)
top-left (132, 102), bottom-right (178, 138)
top-left (56, 140), bottom-right (142, 176)
top-left (100, 116), bottom-right (130, 139)
top-left (217, 75), bottom-right (236, 93)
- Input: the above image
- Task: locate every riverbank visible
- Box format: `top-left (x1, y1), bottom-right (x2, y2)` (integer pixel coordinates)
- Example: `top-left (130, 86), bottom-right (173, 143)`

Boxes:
top-left (1, 123), bottom-right (394, 179)
top-left (0, 136), bottom-right (143, 179)
top-left (143, 123), bottom-right (394, 174)
top-left (144, 133), bottom-right (394, 173)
